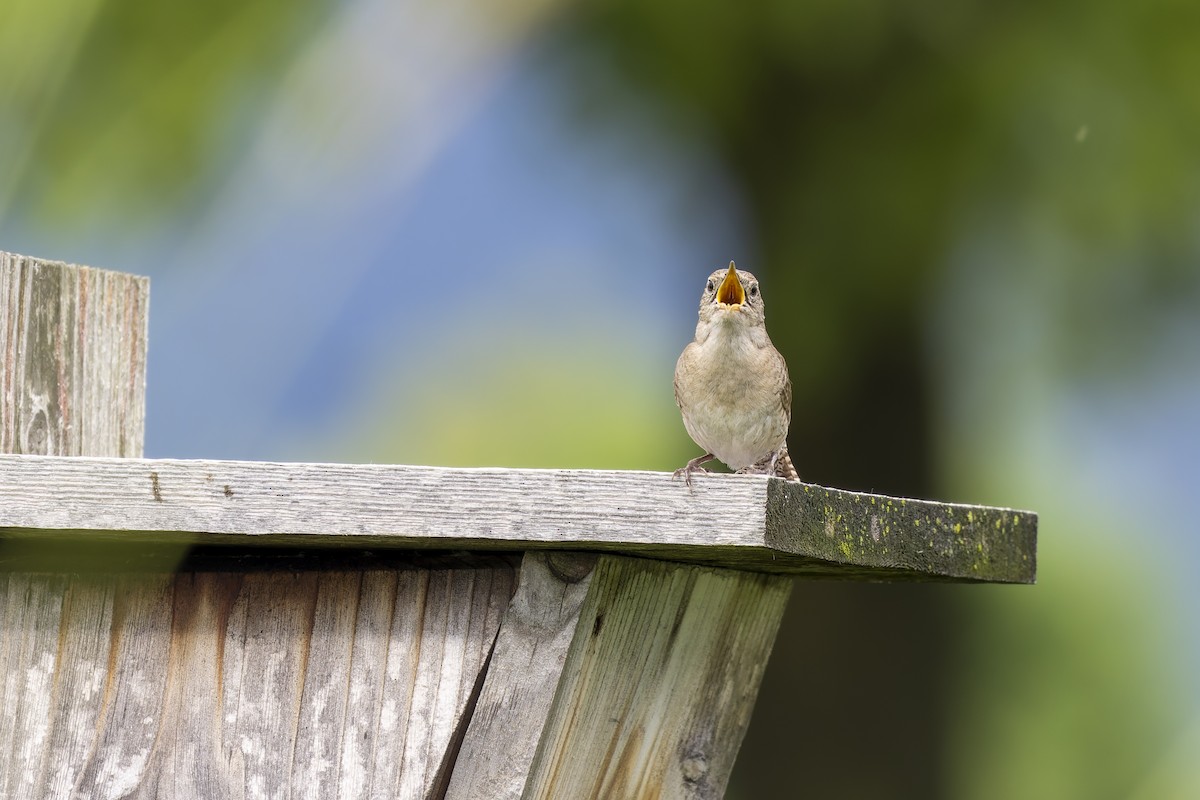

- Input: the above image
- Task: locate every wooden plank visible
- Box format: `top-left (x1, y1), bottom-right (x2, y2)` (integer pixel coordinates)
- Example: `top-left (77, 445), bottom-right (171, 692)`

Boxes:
top-left (522, 555), bottom-right (791, 799)
top-left (12, 576), bottom-right (116, 797)
top-left (445, 553), bottom-right (599, 799)
top-left (0, 455), bottom-right (1037, 582)
top-left (0, 565), bottom-right (515, 799)
top-left (0, 250), bottom-right (156, 799)
top-left (444, 553), bottom-right (792, 799)
top-left (73, 574), bottom-right (175, 798)
top-left (0, 251), bottom-right (148, 458)
top-left (0, 573), bottom-right (74, 799)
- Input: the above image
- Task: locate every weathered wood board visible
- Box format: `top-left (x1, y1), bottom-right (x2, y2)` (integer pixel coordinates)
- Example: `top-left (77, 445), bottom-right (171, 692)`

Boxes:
top-left (0, 455), bottom-right (1037, 582)
top-left (445, 553), bottom-right (600, 798)
top-left (0, 565), bottom-right (514, 800)
top-left (446, 554), bottom-right (792, 799)
top-left (0, 251), bottom-right (147, 458)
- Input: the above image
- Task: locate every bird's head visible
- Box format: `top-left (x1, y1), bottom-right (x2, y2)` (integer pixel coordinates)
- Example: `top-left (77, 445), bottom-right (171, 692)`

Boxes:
top-left (696, 261), bottom-right (766, 329)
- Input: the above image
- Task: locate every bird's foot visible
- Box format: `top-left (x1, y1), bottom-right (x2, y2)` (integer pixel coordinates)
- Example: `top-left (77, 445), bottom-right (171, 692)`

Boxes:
top-left (740, 450), bottom-right (800, 481)
top-left (738, 453), bottom-right (776, 476)
top-left (673, 453), bottom-right (715, 489)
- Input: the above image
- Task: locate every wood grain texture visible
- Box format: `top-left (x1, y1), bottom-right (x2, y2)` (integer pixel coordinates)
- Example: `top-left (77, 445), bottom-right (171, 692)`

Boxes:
top-left (0, 455), bottom-right (1037, 582)
top-left (445, 553), bottom-right (599, 800)
top-left (0, 566), bottom-right (514, 799)
top-left (522, 555), bottom-right (792, 799)
top-left (0, 251), bottom-right (148, 458)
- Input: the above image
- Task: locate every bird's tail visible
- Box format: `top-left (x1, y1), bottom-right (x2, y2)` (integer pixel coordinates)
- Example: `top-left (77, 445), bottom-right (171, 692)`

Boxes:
top-left (775, 445), bottom-right (800, 482)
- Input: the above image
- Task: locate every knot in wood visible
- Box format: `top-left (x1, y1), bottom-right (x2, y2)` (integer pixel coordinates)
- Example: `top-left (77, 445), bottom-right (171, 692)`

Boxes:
top-left (545, 552), bottom-right (598, 584)
top-left (681, 752), bottom-right (709, 783)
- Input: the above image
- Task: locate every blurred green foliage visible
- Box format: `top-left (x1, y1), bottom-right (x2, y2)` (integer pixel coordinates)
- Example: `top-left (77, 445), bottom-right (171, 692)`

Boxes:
top-left (338, 332), bottom-right (683, 471)
top-left (567, 0), bottom-right (1200, 432)
top-left (948, 542), bottom-right (1180, 800)
top-left (0, 0), bottom-right (328, 224)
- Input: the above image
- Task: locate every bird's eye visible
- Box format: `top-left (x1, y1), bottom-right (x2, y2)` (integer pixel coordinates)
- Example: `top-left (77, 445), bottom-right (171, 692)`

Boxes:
top-left (706, 280), bottom-right (715, 293)
top-left (749, 284), bottom-right (759, 298)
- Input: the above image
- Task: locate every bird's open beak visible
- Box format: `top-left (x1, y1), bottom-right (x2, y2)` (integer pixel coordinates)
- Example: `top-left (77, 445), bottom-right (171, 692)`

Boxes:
top-left (716, 262), bottom-right (745, 306)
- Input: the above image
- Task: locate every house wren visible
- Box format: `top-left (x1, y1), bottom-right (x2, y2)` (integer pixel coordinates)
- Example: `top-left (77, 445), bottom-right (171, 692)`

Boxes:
top-left (674, 262), bottom-right (799, 486)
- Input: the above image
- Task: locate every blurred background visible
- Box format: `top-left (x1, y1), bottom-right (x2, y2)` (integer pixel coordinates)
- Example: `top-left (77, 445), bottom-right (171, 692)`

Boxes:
top-left (3, 0), bottom-right (1198, 796)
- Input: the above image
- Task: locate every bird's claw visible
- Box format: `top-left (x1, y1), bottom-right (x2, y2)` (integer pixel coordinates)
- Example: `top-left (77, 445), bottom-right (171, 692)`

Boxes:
top-left (672, 454), bottom-right (715, 490)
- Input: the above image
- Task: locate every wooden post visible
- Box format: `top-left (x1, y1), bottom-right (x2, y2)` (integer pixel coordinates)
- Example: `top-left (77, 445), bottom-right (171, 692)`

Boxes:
top-left (0, 251), bottom-right (147, 458)
top-left (0, 252), bottom-right (1037, 799)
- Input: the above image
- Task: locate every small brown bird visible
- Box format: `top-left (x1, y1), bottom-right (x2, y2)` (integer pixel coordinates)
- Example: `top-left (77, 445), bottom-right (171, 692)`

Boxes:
top-left (673, 262), bottom-right (799, 486)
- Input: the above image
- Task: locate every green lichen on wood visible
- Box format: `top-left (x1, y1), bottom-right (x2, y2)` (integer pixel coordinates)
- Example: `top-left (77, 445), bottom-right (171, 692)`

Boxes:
top-left (765, 481), bottom-right (1037, 584)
